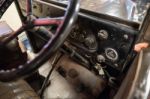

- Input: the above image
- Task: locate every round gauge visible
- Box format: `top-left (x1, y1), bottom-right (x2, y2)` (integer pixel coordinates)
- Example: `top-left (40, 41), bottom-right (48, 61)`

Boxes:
top-left (98, 30), bottom-right (108, 40)
top-left (105, 48), bottom-right (118, 61)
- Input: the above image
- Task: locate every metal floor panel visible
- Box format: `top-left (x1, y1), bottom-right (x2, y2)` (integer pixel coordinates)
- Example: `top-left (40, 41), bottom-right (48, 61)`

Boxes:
top-left (39, 55), bottom-right (106, 99)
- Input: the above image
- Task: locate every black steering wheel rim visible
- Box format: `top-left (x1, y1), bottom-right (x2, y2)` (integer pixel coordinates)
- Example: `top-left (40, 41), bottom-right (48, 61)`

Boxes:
top-left (0, 0), bottom-right (80, 82)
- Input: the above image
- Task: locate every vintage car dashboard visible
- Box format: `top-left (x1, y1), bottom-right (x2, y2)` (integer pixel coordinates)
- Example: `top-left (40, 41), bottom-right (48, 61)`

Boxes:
top-left (68, 17), bottom-right (137, 72)
top-left (18, 0), bottom-right (139, 75)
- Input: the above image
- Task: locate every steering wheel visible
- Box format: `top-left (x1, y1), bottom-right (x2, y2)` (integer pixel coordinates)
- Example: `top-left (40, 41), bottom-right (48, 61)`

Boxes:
top-left (0, 0), bottom-right (80, 82)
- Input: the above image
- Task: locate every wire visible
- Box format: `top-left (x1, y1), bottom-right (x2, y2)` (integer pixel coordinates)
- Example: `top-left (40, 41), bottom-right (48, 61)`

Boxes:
top-left (39, 52), bottom-right (63, 98)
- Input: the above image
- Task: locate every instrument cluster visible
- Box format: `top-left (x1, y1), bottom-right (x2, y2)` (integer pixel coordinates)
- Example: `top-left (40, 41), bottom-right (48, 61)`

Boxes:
top-left (68, 17), bottom-right (137, 72)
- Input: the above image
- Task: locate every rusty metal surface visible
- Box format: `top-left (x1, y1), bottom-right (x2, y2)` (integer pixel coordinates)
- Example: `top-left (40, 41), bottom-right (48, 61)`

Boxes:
top-left (39, 55), bottom-right (106, 99)
top-left (50, 0), bottom-right (149, 24)
top-left (80, 0), bottom-right (128, 20)
top-left (56, 55), bottom-right (106, 98)
top-left (51, 0), bottom-right (129, 20)
top-left (144, 20), bottom-right (150, 42)
top-left (127, 49), bottom-right (150, 99)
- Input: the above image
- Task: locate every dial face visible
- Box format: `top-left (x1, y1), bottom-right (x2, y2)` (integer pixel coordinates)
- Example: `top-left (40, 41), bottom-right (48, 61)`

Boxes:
top-left (98, 29), bottom-right (108, 40)
top-left (105, 48), bottom-right (118, 61)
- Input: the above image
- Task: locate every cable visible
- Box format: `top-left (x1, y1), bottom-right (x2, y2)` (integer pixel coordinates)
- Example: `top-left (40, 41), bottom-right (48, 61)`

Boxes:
top-left (39, 52), bottom-right (63, 99)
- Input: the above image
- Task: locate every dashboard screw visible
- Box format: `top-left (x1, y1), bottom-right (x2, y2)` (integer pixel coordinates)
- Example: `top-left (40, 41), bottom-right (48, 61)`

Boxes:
top-left (123, 34), bottom-right (128, 40)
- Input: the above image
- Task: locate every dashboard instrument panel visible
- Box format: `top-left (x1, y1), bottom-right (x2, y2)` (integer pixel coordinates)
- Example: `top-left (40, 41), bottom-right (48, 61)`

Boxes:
top-left (68, 17), bottom-right (137, 71)
top-left (18, 0), bottom-right (138, 72)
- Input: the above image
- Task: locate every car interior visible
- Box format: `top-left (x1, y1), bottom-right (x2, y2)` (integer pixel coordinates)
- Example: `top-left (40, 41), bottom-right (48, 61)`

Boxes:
top-left (0, 0), bottom-right (150, 99)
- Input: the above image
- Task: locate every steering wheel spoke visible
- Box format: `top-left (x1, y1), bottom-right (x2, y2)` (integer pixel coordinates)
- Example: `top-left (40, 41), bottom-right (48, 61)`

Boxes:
top-left (2, 25), bottom-right (26, 44)
top-left (33, 17), bottom-right (63, 26)
top-left (26, 0), bottom-right (32, 16)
